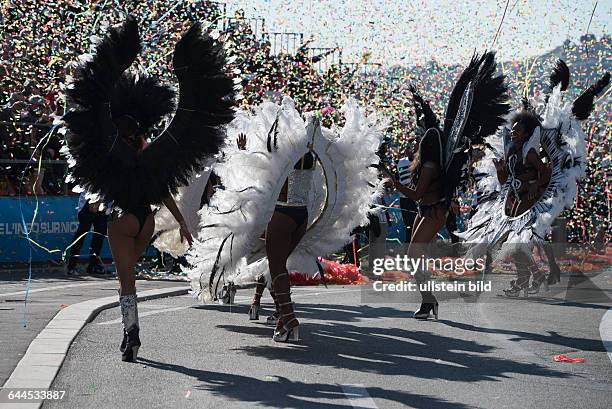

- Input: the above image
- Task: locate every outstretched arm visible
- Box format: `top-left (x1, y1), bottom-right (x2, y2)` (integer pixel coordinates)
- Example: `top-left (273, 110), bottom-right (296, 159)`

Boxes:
top-left (162, 195), bottom-right (193, 245)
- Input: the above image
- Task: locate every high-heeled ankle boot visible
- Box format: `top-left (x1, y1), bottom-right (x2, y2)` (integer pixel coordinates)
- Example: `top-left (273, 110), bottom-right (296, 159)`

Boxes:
top-left (414, 292), bottom-right (439, 320)
top-left (271, 273), bottom-right (299, 342)
top-left (249, 276), bottom-right (266, 320)
top-left (119, 294), bottom-right (140, 362)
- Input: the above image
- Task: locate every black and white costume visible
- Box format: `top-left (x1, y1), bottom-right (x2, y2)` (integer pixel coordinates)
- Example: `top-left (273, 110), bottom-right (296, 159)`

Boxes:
top-left (458, 60), bottom-right (609, 295)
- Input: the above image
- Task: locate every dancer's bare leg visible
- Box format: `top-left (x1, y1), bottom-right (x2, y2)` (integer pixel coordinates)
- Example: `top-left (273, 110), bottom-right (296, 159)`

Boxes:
top-left (133, 213), bottom-right (155, 266)
top-left (409, 210), bottom-right (447, 310)
top-left (108, 213), bottom-right (139, 296)
top-left (266, 211), bottom-right (302, 337)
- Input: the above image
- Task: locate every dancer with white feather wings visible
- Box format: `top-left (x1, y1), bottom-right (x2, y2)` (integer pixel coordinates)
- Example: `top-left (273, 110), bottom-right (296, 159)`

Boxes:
top-left (61, 17), bottom-right (235, 361)
top-left (383, 51), bottom-right (510, 319)
top-left (459, 59), bottom-right (610, 297)
top-left (186, 97), bottom-right (385, 342)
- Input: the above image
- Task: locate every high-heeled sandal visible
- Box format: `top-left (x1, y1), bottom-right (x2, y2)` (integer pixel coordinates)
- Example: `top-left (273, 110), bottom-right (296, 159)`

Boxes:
top-left (503, 279), bottom-right (529, 297)
top-left (272, 293), bottom-right (300, 342)
top-left (273, 320), bottom-right (300, 342)
top-left (270, 272), bottom-right (299, 342)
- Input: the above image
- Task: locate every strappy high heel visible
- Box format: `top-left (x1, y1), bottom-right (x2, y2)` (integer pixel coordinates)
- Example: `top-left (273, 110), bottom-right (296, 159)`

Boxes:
top-left (271, 273), bottom-right (299, 342)
top-left (503, 279), bottom-right (529, 297)
top-left (273, 322), bottom-right (299, 342)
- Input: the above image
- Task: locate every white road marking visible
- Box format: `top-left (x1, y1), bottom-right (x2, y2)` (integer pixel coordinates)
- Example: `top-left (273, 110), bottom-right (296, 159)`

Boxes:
top-left (599, 308), bottom-right (612, 364)
top-left (341, 384), bottom-right (378, 409)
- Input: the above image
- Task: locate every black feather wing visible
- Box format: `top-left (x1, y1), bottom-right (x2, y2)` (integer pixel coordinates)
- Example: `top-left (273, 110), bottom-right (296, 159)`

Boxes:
top-left (134, 23), bottom-right (236, 207)
top-left (572, 72), bottom-right (610, 120)
top-left (442, 53), bottom-right (484, 138)
top-left (443, 51), bottom-right (510, 202)
top-left (549, 59), bottom-right (570, 92)
top-left (409, 83), bottom-right (441, 133)
top-left (62, 16), bottom-right (141, 201)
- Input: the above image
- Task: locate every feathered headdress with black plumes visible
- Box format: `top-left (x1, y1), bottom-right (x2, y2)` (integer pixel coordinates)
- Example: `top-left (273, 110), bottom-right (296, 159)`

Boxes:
top-left (63, 16), bottom-right (236, 210)
top-left (572, 71), bottom-right (610, 120)
top-left (549, 59), bottom-right (570, 92)
top-left (543, 59), bottom-right (609, 121)
top-left (410, 51), bottom-right (510, 204)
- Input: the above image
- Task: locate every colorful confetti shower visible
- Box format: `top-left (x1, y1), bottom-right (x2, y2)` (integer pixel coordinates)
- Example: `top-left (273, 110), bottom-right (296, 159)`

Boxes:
top-left (0, 0), bottom-right (609, 244)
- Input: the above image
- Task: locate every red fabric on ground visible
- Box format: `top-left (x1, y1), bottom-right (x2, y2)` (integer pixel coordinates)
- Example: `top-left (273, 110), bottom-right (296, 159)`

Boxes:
top-left (552, 354), bottom-right (585, 363)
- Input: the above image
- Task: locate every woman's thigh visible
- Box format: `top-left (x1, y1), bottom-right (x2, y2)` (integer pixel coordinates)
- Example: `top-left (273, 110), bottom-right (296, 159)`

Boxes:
top-left (133, 213), bottom-right (155, 265)
top-left (266, 211), bottom-right (298, 273)
top-left (408, 212), bottom-right (447, 258)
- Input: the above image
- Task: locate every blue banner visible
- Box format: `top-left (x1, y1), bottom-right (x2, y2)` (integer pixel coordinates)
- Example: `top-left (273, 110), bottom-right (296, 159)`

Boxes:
top-left (0, 196), bottom-right (112, 263)
top-left (383, 193), bottom-right (407, 243)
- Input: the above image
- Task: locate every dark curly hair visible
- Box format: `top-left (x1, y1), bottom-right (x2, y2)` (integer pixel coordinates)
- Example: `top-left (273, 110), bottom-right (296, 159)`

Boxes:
top-left (510, 110), bottom-right (541, 137)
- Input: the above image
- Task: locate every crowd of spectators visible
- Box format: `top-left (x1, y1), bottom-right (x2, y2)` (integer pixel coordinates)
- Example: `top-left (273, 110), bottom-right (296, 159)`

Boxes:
top-left (0, 1), bottom-right (609, 243)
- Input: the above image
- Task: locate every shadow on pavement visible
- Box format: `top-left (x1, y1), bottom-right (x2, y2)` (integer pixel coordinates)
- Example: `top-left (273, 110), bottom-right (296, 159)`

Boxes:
top-left (212, 303), bottom-right (572, 384)
top-left (138, 357), bottom-right (471, 409)
top-left (441, 320), bottom-right (608, 353)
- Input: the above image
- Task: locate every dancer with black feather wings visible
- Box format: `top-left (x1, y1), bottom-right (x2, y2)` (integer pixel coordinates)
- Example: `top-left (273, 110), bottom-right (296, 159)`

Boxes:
top-left (383, 52), bottom-right (510, 319)
top-left (61, 17), bottom-right (235, 362)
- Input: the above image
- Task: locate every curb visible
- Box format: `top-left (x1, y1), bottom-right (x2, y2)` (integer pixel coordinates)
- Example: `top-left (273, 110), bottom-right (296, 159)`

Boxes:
top-left (0, 286), bottom-right (189, 409)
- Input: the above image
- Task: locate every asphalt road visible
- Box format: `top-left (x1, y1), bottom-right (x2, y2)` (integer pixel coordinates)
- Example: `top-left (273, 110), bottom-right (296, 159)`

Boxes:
top-left (45, 271), bottom-right (611, 409)
top-left (0, 270), bottom-right (184, 386)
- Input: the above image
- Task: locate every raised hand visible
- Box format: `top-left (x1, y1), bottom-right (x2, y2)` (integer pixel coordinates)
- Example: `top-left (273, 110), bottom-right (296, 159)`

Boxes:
top-left (236, 133), bottom-right (247, 150)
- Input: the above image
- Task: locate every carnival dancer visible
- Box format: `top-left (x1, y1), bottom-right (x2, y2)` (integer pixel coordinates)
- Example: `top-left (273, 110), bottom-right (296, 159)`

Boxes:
top-left (187, 98), bottom-right (384, 341)
top-left (62, 17), bottom-right (235, 361)
top-left (458, 59), bottom-right (609, 296)
top-left (384, 52), bottom-right (510, 319)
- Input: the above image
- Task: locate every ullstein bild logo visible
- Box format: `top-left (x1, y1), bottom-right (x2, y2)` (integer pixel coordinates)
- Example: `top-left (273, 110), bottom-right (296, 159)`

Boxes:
top-left (372, 280), bottom-right (492, 292)
top-left (371, 255), bottom-right (486, 276)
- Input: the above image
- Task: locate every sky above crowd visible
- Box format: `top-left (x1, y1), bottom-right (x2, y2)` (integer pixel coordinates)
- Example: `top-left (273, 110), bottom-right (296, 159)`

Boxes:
top-left (226, 0), bottom-right (610, 66)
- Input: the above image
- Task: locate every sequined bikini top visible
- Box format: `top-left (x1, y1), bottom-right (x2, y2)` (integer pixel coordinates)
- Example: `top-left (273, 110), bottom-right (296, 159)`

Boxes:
top-left (278, 152), bottom-right (316, 207)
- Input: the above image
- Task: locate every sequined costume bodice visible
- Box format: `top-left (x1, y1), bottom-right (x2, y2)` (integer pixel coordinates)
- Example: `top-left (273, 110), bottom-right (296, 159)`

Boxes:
top-left (277, 152), bottom-right (316, 207)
